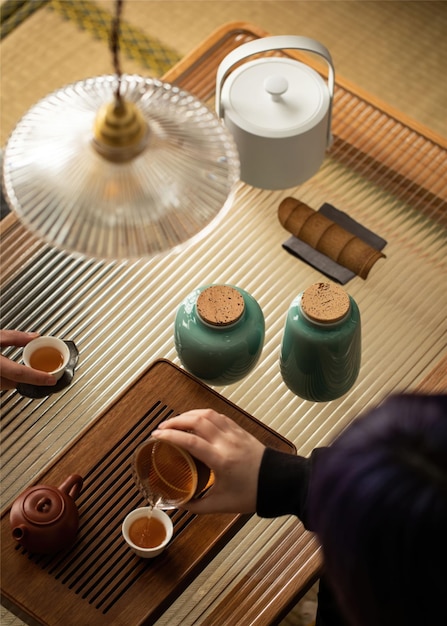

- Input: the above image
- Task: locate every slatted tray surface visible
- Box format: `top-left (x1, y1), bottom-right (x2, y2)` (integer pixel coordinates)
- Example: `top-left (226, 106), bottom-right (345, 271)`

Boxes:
top-left (1, 22), bottom-right (446, 626)
top-left (1, 359), bottom-right (295, 625)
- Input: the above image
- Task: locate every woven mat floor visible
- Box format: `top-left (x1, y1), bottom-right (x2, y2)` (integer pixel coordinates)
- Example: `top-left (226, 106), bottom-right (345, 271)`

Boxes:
top-left (1, 2), bottom-right (446, 625)
top-left (1, 0), bottom-right (446, 146)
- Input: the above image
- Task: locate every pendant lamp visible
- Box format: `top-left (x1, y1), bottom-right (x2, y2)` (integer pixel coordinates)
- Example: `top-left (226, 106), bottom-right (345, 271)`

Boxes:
top-left (2, 1), bottom-right (239, 259)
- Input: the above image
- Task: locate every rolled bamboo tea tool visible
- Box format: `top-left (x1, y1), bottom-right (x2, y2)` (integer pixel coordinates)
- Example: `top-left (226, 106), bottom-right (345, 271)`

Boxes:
top-left (278, 198), bottom-right (386, 279)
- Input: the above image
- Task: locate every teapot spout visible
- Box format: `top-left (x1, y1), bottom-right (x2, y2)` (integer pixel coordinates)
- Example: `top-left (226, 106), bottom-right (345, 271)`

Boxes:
top-left (12, 524), bottom-right (27, 542)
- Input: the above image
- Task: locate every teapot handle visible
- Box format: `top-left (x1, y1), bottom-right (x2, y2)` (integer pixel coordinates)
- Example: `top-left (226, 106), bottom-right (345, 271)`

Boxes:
top-left (59, 474), bottom-right (83, 500)
top-left (216, 35), bottom-right (335, 146)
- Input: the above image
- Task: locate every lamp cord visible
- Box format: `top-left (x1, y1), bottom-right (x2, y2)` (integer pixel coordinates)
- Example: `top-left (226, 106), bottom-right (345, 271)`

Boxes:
top-left (110, 0), bottom-right (124, 109)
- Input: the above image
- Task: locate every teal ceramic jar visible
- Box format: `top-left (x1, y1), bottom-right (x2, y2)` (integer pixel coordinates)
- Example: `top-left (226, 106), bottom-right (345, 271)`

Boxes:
top-left (174, 284), bottom-right (265, 385)
top-left (280, 282), bottom-right (361, 401)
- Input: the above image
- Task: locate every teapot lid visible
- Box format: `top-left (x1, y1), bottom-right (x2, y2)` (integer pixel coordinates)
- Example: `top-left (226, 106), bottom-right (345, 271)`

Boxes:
top-left (221, 58), bottom-right (330, 139)
top-left (21, 487), bottom-right (65, 525)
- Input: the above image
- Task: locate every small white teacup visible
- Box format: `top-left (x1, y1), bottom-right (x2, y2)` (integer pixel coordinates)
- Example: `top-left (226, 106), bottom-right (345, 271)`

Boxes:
top-left (23, 336), bottom-right (70, 382)
top-left (122, 507), bottom-right (173, 559)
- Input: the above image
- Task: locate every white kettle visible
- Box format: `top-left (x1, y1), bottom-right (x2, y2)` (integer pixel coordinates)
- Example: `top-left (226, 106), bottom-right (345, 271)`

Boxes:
top-left (216, 36), bottom-right (335, 190)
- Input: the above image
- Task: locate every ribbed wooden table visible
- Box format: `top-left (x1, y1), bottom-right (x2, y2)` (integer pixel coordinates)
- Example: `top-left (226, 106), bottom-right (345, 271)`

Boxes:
top-left (1, 22), bottom-right (446, 626)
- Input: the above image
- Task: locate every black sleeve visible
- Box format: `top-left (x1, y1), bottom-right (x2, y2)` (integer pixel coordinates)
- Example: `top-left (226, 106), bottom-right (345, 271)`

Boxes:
top-left (256, 446), bottom-right (327, 528)
top-left (257, 447), bottom-right (350, 626)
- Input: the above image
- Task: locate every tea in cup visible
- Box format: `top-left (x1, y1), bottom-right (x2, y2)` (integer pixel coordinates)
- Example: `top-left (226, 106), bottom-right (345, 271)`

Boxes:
top-left (23, 336), bottom-right (70, 382)
top-left (122, 507), bottom-right (173, 558)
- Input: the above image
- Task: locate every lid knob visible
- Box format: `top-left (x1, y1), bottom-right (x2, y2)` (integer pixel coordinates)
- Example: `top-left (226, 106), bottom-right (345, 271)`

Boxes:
top-left (264, 75), bottom-right (289, 101)
top-left (22, 487), bottom-right (65, 525)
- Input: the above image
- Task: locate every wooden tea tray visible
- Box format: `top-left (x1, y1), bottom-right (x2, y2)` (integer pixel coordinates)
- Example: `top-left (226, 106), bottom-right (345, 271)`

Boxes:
top-left (1, 359), bottom-right (295, 626)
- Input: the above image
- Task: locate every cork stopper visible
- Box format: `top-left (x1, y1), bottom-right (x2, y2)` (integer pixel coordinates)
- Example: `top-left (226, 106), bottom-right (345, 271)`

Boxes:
top-left (301, 282), bottom-right (350, 324)
top-left (197, 285), bottom-right (245, 326)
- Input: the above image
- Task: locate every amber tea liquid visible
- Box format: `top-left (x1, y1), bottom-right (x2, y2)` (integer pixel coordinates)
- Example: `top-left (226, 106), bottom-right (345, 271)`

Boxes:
top-left (129, 514), bottom-right (167, 549)
top-left (29, 347), bottom-right (64, 372)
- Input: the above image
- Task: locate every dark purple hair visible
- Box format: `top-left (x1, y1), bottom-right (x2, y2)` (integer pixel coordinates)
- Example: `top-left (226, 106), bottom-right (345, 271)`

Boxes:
top-left (309, 394), bottom-right (447, 626)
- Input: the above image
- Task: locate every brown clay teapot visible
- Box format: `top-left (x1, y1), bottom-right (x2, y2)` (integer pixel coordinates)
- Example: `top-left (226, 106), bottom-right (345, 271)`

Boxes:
top-left (10, 474), bottom-right (83, 554)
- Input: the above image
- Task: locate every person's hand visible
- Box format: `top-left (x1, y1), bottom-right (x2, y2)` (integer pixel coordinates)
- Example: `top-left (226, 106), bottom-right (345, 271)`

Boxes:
top-left (151, 409), bottom-right (266, 514)
top-left (0, 330), bottom-right (58, 389)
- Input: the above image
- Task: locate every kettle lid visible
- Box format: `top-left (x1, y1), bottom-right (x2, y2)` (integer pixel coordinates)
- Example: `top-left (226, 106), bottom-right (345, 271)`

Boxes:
top-left (21, 487), bottom-right (65, 525)
top-left (221, 57), bottom-right (330, 139)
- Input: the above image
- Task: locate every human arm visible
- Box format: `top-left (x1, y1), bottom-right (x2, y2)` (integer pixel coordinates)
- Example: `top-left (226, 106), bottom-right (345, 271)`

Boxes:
top-left (256, 446), bottom-right (327, 525)
top-left (152, 409), bottom-right (265, 514)
top-left (152, 408), bottom-right (324, 522)
top-left (0, 330), bottom-right (57, 389)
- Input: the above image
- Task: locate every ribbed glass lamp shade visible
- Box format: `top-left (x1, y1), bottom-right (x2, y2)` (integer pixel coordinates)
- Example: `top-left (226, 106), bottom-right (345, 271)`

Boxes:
top-left (2, 75), bottom-right (240, 259)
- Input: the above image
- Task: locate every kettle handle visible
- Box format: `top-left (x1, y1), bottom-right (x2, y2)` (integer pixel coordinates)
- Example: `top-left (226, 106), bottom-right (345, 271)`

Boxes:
top-left (59, 474), bottom-right (83, 501)
top-left (216, 35), bottom-right (335, 146)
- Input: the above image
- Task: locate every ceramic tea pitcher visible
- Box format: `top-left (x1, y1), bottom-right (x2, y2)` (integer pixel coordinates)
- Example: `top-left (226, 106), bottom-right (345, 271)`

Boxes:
top-left (216, 35), bottom-right (334, 190)
top-left (10, 474), bottom-right (83, 554)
